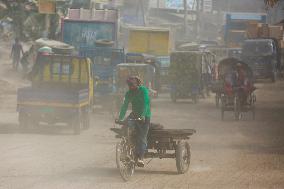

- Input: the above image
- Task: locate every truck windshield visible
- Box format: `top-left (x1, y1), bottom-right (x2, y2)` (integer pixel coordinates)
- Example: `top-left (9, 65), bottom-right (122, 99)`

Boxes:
top-left (242, 41), bottom-right (274, 56)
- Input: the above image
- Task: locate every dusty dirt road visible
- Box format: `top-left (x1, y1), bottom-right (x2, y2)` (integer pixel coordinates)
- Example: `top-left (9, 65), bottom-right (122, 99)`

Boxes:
top-left (0, 41), bottom-right (283, 189)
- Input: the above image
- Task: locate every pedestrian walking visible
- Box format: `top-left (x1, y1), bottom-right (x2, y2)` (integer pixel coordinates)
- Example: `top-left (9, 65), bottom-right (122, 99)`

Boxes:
top-left (10, 38), bottom-right (24, 71)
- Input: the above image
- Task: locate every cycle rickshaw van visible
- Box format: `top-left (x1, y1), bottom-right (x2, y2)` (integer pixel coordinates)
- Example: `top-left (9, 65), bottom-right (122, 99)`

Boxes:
top-left (218, 58), bottom-right (256, 121)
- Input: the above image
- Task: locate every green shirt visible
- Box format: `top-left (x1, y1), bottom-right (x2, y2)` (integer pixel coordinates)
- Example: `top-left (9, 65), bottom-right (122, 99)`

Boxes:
top-left (119, 85), bottom-right (151, 120)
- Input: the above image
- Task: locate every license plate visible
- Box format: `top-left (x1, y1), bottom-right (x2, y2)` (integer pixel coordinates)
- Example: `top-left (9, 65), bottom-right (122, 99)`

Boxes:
top-left (41, 107), bottom-right (54, 113)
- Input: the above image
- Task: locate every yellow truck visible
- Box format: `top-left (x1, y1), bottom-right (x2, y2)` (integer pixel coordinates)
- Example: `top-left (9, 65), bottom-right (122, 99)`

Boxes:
top-left (17, 54), bottom-right (94, 134)
top-left (126, 27), bottom-right (172, 56)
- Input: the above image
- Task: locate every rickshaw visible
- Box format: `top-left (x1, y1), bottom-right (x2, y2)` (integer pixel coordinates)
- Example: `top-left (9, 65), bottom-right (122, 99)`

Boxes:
top-left (217, 58), bottom-right (256, 121)
top-left (112, 63), bottom-right (157, 116)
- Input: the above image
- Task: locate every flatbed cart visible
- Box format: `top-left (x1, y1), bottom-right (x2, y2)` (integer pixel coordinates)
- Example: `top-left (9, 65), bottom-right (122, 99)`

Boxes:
top-left (111, 119), bottom-right (196, 181)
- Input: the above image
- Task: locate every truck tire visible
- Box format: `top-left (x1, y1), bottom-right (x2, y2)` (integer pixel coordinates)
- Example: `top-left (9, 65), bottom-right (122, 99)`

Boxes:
top-left (215, 94), bottom-right (220, 108)
top-left (192, 94), bottom-right (198, 104)
top-left (171, 92), bottom-right (177, 103)
top-left (176, 141), bottom-right (191, 174)
top-left (271, 71), bottom-right (276, 83)
top-left (72, 115), bottom-right (81, 135)
top-left (82, 110), bottom-right (90, 130)
top-left (19, 112), bottom-right (28, 132)
top-left (234, 96), bottom-right (240, 121)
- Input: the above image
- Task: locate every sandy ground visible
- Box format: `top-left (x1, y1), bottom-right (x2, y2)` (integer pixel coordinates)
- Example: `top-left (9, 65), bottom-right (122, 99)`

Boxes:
top-left (0, 41), bottom-right (284, 189)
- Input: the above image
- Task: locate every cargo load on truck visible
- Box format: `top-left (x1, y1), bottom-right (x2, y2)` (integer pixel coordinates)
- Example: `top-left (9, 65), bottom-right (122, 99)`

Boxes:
top-left (63, 8), bottom-right (119, 49)
top-left (125, 26), bottom-right (173, 56)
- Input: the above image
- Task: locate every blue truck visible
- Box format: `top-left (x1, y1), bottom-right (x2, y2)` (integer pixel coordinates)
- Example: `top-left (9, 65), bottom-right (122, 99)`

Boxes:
top-left (62, 18), bottom-right (125, 96)
top-left (224, 12), bottom-right (267, 48)
top-left (79, 46), bottom-right (125, 96)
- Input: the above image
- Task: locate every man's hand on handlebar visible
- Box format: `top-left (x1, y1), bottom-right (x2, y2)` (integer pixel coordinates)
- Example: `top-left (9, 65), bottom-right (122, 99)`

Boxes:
top-left (115, 119), bottom-right (123, 124)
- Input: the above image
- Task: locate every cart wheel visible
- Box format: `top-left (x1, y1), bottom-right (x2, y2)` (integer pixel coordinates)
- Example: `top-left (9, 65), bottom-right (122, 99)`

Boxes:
top-left (192, 94), bottom-right (198, 104)
top-left (271, 71), bottom-right (276, 83)
top-left (176, 141), bottom-right (191, 174)
top-left (221, 109), bottom-right (225, 121)
top-left (252, 106), bottom-right (256, 120)
top-left (19, 112), bottom-right (29, 132)
top-left (234, 96), bottom-right (240, 121)
top-left (82, 110), bottom-right (90, 130)
top-left (171, 92), bottom-right (177, 103)
top-left (215, 94), bottom-right (220, 108)
top-left (116, 141), bottom-right (135, 181)
top-left (72, 115), bottom-right (81, 135)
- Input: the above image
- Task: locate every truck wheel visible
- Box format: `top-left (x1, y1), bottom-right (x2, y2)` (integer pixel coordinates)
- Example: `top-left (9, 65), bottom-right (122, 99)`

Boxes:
top-left (72, 115), bottom-right (81, 135)
top-left (171, 92), bottom-right (177, 103)
top-left (192, 94), bottom-right (198, 104)
top-left (271, 72), bottom-right (276, 83)
top-left (19, 112), bottom-right (28, 132)
top-left (215, 94), bottom-right (220, 108)
top-left (221, 108), bottom-right (225, 121)
top-left (234, 96), bottom-right (240, 121)
top-left (176, 141), bottom-right (191, 174)
top-left (83, 110), bottom-right (90, 130)
top-left (252, 106), bottom-right (256, 121)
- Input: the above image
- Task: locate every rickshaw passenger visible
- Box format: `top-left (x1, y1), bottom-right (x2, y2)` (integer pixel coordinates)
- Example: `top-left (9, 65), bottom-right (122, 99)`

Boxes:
top-left (118, 76), bottom-right (151, 167)
top-left (236, 63), bottom-right (255, 104)
top-left (224, 72), bottom-right (236, 96)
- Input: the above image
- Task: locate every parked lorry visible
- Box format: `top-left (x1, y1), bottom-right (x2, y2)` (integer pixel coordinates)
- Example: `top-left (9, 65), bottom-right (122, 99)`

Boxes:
top-left (62, 8), bottom-right (119, 48)
top-left (17, 54), bottom-right (94, 134)
top-left (224, 12), bottom-right (267, 48)
top-left (241, 38), bottom-right (281, 82)
top-left (62, 19), bottom-right (117, 49)
top-left (62, 9), bottom-right (124, 96)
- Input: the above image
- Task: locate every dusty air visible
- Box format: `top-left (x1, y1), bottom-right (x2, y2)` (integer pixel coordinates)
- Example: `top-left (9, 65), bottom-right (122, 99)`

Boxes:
top-left (0, 0), bottom-right (283, 188)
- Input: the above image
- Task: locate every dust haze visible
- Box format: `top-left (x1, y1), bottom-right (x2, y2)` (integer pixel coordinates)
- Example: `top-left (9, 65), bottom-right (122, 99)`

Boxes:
top-left (0, 0), bottom-right (284, 188)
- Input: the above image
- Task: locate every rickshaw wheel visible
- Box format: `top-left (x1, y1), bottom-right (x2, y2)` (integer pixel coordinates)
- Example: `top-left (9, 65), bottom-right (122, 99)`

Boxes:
top-left (221, 109), bottom-right (225, 121)
top-left (220, 95), bottom-right (226, 121)
top-left (19, 112), bottom-right (29, 132)
top-left (171, 92), bottom-right (177, 103)
top-left (234, 96), bottom-right (240, 121)
top-left (271, 71), bottom-right (276, 83)
top-left (82, 110), bottom-right (90, 129)
top-left (215, 94), bottom-right (220, 108)
top-left (176, 141), bottom-right (191, 174)
top-left (72, 114), bottom-right (81, 135)
top-left (192, 94), bottom-right (198, 104)
top-left (116, 141), bottom-right (135, 181)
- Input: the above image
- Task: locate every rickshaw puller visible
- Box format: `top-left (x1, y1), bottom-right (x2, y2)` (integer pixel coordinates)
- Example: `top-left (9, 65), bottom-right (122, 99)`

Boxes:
top-left (118, 76), bottom-right (151, 167)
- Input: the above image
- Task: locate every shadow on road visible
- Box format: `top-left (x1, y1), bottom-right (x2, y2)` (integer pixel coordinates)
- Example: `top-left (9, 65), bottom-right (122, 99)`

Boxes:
top-left (0, 123), bottom-right (77, 136)
top-left (135, 169), bottom-right (178, 176)
top-left (70, 166), bottom-right (118, 177)
top-left (0, 123), bottom-right (18, 134)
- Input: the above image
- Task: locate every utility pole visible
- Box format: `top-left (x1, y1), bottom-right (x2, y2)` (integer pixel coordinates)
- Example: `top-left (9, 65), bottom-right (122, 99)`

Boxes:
top-left (196, 0), bottom-right (200, 38)
top-left (184, 0), bottom-right (188, 36)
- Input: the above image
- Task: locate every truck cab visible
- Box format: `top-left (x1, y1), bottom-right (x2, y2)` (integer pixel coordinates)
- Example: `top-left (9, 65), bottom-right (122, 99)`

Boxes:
top-left (241, 38), bottom-right (280, 82)
top-left (17, 54), bottom-right (94, 134)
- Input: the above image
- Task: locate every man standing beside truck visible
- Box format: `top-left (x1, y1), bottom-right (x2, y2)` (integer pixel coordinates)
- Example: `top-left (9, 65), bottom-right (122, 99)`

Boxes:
top-left (10, 38), bottom-right (24, 71)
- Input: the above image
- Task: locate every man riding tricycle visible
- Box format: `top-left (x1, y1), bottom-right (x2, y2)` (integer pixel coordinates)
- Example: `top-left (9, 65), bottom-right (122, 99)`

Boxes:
top-left (111, 76), bottom-right (196, 181)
